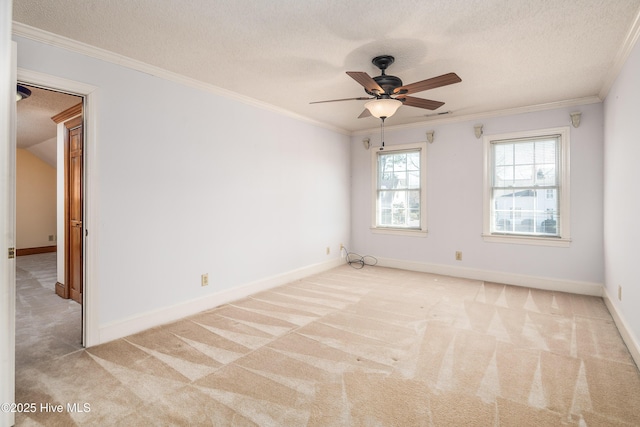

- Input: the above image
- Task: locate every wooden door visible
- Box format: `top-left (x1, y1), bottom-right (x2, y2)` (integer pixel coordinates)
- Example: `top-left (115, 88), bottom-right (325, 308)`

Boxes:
top-left (67, 119), bottom-right (83, 304)
top-left (52, 104), bottom-right (83, 303)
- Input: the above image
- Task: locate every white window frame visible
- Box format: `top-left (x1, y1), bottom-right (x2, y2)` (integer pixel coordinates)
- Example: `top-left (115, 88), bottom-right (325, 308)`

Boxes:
top-left (482, 127), bottom-right (571, 247)
top-left (371, 142), bottom-right (428, 236)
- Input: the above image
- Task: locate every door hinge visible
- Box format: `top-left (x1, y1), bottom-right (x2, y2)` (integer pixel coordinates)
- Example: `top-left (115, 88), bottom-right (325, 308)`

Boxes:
top-left (8, 247), bottom-right (15, 259)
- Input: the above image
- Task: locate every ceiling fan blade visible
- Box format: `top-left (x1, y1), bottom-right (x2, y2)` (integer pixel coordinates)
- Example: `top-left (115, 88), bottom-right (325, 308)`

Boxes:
top-left (395, 72), bottom-right (461, 95)
top-left (310, 96), bottom-right (372, 104)
top-left (400, 96), bottom-right (445, 110)
top-left (358, 109), bottom-right (372, 119)
top-left (346, 71), bottom-right (384, 94)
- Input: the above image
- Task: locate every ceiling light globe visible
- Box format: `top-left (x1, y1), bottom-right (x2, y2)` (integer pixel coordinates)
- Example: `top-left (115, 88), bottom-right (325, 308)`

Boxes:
top-left (365, 98), bottom-right (402, 118)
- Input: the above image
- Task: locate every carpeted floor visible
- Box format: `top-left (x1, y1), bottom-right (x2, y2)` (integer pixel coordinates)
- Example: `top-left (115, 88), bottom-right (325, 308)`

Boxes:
top-left (15, 261), bottom-right (640, 426)
top-left (15, 253), bottom-right (82, 370)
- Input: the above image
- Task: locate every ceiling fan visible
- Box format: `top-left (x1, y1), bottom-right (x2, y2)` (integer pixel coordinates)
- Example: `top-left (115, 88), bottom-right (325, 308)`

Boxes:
top-left (311, 55), bottom-right (461, 119)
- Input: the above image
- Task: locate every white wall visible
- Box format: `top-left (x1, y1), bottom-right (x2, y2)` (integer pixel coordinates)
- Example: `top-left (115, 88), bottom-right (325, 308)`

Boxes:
top-left (351, 103), bottom-right (604, 291)
top-left (603, 38), bottom-right (640, 353)
top-left (26, 137), bottom-right (57, 167)
top-left (14, 36), bottom-right (351, 336)
top-left (16, 148), bottom-right (56, 249)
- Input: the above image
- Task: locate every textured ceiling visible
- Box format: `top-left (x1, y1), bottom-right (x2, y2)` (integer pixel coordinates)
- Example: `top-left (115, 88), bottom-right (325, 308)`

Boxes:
top-left (12, 0), bottom-right (640, 133)
top-left (16, 85), bottom-right (81, 149)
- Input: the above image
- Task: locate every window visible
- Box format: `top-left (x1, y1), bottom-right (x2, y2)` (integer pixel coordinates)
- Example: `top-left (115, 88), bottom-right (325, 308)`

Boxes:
top-left (483, 127), bottom-right (570, 247)
top-left (371, 142), bottom-right (427, 235)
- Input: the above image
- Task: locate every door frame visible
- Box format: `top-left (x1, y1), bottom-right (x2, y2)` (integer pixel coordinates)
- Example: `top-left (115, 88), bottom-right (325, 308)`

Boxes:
top-left (17, 68), bottom-right (99, 347)
top-left (1, 40), bottom-right (17, 427)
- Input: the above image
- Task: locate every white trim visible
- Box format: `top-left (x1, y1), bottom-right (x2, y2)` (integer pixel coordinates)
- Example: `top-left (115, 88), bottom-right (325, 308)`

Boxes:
top-left (376, 256), bottom-right (603, 296)
top-left (371, 141), bottom-right (428, 234)
top-left (482, 127), bottom-right (571, 246)
top-left (12, 22), bottom-right (609, 139)
top-left (1, 35), bottom-right (17, 427)
top-left (17, 68), bottom-right (100, 347)
top-left (82, 89), bottom-right (100, 347)
top-left (12, 22), bottom-right (349, 136)
top-left (17, 68), bottom-right (96, 96)
top-left (370, 227), bottom-right (428, 237)
top-left (481, 234), bottom-right (572, 248)
top-left (599, 7), bottom-right (640, 99)
top-left (98, 258), bottom-right (344, 344)
top-left (602, 288), bottom-right (640, 368)
top-left (351, 96), bottom-right (602, 136)
top-left (55, 122), bottom-right (65, 290)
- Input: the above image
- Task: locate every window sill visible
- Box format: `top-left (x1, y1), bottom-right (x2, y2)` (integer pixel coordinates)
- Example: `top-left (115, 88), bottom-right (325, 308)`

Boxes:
top-left (482, 233), bottom-right (571, 247)
top-left (371, 227), bottom-right (428, 237)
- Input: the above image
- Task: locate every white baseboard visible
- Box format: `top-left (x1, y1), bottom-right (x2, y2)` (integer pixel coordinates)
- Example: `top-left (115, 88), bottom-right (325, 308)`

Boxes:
top-left (602, 289), bottom-right (640, 368)
top-left (375, 258), bottom-right (640, 365)
top-left (98, 256), bottom-right (639, 370)
top-left (98, 256), bottom-right (606, 345)
top-left (98, 258), bottom-right (344, 345)
top-left (376, 257), bottom-right (603, 296)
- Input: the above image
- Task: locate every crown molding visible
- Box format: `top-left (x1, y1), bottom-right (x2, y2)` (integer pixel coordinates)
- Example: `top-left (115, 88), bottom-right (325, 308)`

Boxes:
top-left (351, 96), bottom-right (602, 136)
top-left (12, 19), bottom-right (625, 138)
top-left (599, 6), bottom-right (640, 99)
top-left (51, 102), bottom-right (82, 124)
top-left (11, 22), bottom-right (350, 136)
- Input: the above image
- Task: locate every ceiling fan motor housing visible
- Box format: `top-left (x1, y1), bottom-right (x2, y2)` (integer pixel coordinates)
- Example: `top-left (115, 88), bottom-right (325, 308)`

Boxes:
top-left (368, 55), bottom-right (403, 97)
top-left (370, 75), bottom-right (403, 97)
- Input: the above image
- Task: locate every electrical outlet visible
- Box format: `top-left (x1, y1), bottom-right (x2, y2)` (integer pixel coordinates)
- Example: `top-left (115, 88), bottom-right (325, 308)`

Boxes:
top-left (340, 243), bottom-right (344, 251)
top-left (618, 285), bottom-right (622, 301)
top-left (201, 273), bottom-right (209, 287)
top-left (48, 234), bottom-right (55, 241)
top-left (326, 247), bottom-right (331, 255)
top-left (455, 251), bottom-right (462, 261)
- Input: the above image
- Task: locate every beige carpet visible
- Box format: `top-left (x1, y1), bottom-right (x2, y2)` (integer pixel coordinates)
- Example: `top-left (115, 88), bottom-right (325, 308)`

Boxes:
top-left (15, 264), bottom-right (640, 426)
top-left (15, 253), bottom-right (82, 370)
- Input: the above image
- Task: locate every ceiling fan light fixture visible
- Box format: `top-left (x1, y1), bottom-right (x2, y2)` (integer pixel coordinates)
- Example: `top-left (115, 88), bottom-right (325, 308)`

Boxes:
top-left (16, 84), bottom-right (32, 101)
top-left (365, 98), bottom-right (402, 119)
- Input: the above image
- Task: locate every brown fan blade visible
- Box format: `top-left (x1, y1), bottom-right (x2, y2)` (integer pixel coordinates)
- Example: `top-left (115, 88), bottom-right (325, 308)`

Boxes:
top-left (400, 96), bottom-right (445, 110)
top-left (310, 96), bottom-right (372, 104)
top-left (395, 72), bottom-right (461, 95)
top-left (346, 71), bottom-right (384, 94)
top-left (358, 109), bottom-right (372, 119)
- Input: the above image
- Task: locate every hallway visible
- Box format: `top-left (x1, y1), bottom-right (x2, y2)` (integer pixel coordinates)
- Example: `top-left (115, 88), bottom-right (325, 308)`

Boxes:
top-left (15, 252), bottom-right (82, 369)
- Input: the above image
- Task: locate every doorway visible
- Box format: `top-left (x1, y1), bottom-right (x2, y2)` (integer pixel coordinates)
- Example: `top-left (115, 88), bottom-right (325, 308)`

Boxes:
top-left (15, 83), bottom-right (84, 354)
top-left (16, 68), bottom-right (99, 348)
